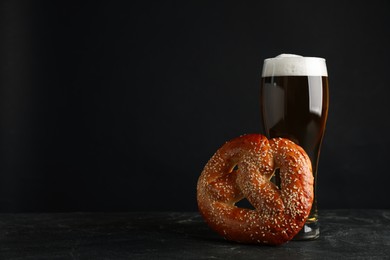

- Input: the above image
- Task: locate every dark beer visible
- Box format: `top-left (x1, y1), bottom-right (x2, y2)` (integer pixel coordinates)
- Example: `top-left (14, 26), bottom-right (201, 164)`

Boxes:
top-left (260, 54), bottom-right (329, 240)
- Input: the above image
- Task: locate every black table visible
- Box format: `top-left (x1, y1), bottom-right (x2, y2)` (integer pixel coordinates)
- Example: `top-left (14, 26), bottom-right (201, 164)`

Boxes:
top-left (0, 210), bottom-right (389, 259)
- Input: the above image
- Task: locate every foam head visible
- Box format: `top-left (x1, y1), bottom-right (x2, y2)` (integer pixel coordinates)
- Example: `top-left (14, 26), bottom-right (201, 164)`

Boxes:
top-left (262, 54), bottom-right (328, 77)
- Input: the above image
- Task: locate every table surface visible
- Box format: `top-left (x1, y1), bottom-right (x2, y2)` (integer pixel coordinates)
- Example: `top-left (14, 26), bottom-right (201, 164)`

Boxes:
top-left (0, 210), bottom-right (389, 259)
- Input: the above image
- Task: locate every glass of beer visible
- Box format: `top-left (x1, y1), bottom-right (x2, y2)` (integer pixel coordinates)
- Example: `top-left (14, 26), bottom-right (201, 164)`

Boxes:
top-left (260, 54), bottom-right (329, 240)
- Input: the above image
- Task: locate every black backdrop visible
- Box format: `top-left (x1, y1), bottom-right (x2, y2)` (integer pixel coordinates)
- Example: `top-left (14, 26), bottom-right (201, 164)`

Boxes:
top-left (1, 1), bottom-right (390, 212)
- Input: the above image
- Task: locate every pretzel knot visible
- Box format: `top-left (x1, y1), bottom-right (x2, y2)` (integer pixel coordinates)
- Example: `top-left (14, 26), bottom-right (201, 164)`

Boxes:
top-left (197, 134), bottom-right (314, 245)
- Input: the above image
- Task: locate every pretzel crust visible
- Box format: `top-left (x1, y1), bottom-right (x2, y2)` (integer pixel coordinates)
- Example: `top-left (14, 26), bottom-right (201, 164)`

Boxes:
top-left (197, 134), bottom-right (313, 245)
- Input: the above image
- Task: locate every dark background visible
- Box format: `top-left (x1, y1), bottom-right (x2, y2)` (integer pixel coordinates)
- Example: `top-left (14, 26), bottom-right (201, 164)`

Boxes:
top-left (1, 1), bottom-right (389, 212)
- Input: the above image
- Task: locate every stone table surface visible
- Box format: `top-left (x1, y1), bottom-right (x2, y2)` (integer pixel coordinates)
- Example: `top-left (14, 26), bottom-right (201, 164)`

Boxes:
top-left (0, 210), bottom-right (389, 259)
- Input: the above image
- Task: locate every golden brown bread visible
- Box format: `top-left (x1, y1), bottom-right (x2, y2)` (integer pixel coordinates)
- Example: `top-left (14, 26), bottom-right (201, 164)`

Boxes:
top-left (197, 134), bottom-right (313, 245)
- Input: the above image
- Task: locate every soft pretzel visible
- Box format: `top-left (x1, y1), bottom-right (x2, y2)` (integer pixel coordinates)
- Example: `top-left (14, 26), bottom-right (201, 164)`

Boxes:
top-left (197, 134), bottom-right (313, 245)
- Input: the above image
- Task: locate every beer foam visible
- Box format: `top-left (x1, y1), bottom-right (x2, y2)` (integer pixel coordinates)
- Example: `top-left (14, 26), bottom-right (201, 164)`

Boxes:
top-left (262, 54), bottom-right (328, 77)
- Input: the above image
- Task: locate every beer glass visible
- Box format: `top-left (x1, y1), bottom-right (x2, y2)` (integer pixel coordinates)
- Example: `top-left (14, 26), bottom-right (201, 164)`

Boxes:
top-left (260, 54), bottom-right (329, 240)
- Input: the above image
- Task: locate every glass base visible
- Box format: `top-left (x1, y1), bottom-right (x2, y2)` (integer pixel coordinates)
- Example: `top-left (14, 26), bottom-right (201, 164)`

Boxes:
top-left (293, 220), bottom-right (320, 240)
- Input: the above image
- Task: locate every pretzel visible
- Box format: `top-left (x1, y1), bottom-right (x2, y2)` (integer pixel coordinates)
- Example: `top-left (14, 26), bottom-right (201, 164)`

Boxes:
top-left (197, 134), bottom-right (313, 245)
